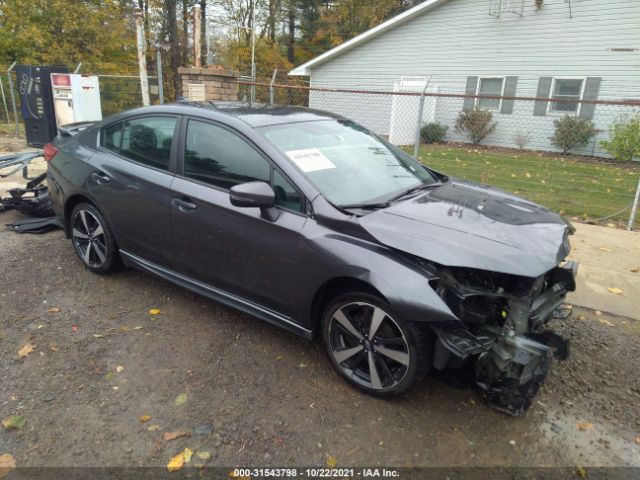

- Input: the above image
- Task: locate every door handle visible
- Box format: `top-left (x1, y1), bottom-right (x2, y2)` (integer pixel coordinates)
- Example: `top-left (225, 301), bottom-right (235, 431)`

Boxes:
top-left (90, 171), bottom-right (111, 185)
top-left (172, 197), bottom-right (197, 212)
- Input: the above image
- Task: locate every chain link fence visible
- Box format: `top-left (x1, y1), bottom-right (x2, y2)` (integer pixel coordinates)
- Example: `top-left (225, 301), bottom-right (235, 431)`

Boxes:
top-left (239, 79), bottom-right (640, 230)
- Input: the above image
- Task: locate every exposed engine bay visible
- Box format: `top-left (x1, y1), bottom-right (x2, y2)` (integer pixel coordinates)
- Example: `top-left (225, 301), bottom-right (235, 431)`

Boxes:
top-left (430, 261), bottom-right (577, 416)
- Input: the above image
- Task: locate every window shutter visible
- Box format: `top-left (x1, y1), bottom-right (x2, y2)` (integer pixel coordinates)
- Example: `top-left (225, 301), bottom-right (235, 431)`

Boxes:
top-left (463, 76), bottom-right (478, 111)
top-left (500, 76), bottom-right (518, 114)
top-left (579, 77), bottom-right (602, 120)
top-left (533, 77), bottom-right (553, 116)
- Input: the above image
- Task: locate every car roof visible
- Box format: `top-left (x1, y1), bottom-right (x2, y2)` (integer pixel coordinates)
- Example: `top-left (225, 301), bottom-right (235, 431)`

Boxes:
top-left (162, 101), bottom-right (345, 128)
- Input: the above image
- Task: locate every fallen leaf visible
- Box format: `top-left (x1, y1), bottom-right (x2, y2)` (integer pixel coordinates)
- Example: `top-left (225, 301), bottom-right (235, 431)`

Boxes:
top-left (175, 393), bottom-right (187, 406)
top-left (299, 363), bottom-right (307, 368)
top-left (595, 310), bottom-right (602, 316)
top-left (577, 421), bottom-right (593, 431)
top-left (139, 415), bottom-right (151, 423)
top-left (607, 287), bottom-right (623, 295)
top-left (147, 425), bottom-right (161, 431)
top-left (133, 326), bottom-right (144, 330)
top-left (163, 430), bottom-right (190, 441)
top-left (577, 466), bottom-right (587, 479)
top-left (599, 247), bottom-right (613, 253)
top-left (276, 355), bottom-right (283, 360)
top-left (598, 319), bottom-right (614, 327)
top-left (635, 436), bottom-right (640, 445)
top-left (92, 334), bottom-right (104, 338)
top-left (18, 343), bottom-right (35, 358)
top-left (325, 455), bottom-right (337, 468)
top-left (116, 366), bottom-right (124, 373)
top-left (49, 343), bottom-right (58, 352)
top-left (196, 451), bottom-right (211, 460)
top-left (167, 452), bottom-right (185, 472)
top-left (0, 453), bottom-right (16, 479)
top-left (119, 325), bottom-right (130, 333)
top-left (182, 448), bottom-right (193, 463)
top-left (577, 315), bottom-right (586, 321)
top-left (630, 267), bottom-right (639, 273)
top-left (525, 172), bottom-right (531, 178)
top-left (149, 309), bottom-right (161, 315)
top-left (2, 416), bottom-right (25, 430)
top-left (47, 307), bottom-right (61, 313)
top-left (72, 325), bottom-right (78, 332)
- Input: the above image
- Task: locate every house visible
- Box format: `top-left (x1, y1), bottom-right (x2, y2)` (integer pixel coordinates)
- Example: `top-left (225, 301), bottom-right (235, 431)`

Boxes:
top-left (289, 0), bottom-right (640, 156)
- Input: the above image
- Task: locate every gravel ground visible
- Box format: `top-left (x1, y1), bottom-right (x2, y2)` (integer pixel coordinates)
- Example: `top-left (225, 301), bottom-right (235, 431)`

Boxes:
top-left (0, 211), bottom-right (639, 473)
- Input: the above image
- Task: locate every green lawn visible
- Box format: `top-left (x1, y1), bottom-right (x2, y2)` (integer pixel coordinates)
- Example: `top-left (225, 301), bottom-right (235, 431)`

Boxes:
top-left (408, 144), bottom-right (640, 228)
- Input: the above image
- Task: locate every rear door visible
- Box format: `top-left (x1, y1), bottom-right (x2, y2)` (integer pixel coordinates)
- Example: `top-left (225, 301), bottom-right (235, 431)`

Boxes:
top-left (170, 117), bottom-right (307, 315)
top-left (88, 115), bottom-right (180, 267)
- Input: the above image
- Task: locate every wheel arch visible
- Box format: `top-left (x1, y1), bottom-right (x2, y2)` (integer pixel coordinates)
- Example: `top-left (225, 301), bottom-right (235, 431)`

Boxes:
top-left (310, 276), bottom-right (388, 335)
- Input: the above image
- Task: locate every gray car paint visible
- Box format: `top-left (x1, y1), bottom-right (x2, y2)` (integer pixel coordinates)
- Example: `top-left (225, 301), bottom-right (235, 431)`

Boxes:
top-left (47, 103), bottom-right (570, 337)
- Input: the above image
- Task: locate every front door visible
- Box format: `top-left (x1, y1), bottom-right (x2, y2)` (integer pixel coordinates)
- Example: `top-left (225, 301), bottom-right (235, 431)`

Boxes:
top-left (170, 118), bottom-right (307, 316)
top-left (88, 115), bottom-right (179, 266)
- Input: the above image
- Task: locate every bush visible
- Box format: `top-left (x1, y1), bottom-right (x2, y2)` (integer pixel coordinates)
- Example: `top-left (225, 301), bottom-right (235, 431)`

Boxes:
top-left (600, 113), bottom-right (640, 162)
top-left (454, 108), bottom-right (497, 145)
top-left (420, 122), bottom-right (448, 144)
top-left (549, 115), bottom-right (596, 154)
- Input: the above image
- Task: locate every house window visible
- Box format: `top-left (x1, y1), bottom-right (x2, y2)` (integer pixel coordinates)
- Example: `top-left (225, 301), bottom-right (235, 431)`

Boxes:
top-left (476, 78), bottom-right (504, 110)
top-left (550, 78), bottom-right (584, 113)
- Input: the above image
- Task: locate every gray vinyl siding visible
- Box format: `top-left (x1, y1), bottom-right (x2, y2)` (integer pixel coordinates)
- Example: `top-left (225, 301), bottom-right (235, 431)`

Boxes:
top-left (306, 0), bottom-right (640, 156)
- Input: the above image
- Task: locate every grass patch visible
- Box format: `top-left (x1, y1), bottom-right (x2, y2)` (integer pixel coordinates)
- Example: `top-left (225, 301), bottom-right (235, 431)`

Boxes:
top-left (409, 144), bottom-right (640, 228)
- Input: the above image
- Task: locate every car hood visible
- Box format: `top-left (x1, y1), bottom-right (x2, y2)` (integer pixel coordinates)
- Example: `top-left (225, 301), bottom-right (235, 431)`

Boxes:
top-left (359, 179), bottom-right (571, 277)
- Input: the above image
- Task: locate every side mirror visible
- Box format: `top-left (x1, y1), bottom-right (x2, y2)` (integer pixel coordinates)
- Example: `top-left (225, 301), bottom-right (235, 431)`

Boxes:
top-left (229, 181), bottom-right (280, 221)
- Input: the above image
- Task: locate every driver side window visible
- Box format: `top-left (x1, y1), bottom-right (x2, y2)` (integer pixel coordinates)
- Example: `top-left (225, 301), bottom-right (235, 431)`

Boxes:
top-left (184, 119), bottom-right (304, 213)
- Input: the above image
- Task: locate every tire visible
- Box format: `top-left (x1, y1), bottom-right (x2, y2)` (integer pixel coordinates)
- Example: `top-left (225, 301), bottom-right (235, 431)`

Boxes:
top-left (321, 292), bottom-right (432, 396)
top-left (70, 202), bottom-right (121, 274)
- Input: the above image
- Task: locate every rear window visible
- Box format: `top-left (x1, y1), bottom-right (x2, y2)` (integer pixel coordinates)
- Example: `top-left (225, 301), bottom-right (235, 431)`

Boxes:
top-left (102, 116), bottom-right (177, 171)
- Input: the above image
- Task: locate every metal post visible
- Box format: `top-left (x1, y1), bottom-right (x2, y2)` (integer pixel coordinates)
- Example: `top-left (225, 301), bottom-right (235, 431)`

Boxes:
top-left (7, 62), bottom-right (19, 136)
top-left (413, 80), bottom-right (430, 159)
top-left (628, 175), bottom-right (640, 231)
top-left (0, 74), bottom-right (10, 125)
top-left (157, 50), bottom-right (164, 104)
top-left (269, 69), bottom-right (277, 105)
top-left (135, 8), bottom-right (150, 106)
top-left (250, 5), bottom-right (256, 104)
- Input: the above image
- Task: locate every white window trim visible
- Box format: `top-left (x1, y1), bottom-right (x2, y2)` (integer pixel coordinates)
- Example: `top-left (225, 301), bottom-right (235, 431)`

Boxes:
top-left (547, 77), bottom-right (587, 116)
top-left (475, 76), bottom-right (506, 112)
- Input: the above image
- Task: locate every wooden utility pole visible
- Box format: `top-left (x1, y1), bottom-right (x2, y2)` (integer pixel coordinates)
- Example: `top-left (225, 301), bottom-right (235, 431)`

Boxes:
top-left (135, 7), bottom-right (150, 106)
top-left (193, 4), bottom-right (202, 67)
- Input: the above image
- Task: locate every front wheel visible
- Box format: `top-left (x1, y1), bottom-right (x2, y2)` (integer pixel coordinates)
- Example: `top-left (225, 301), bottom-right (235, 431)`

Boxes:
top-left (321, 292), bottom-right (432, 396)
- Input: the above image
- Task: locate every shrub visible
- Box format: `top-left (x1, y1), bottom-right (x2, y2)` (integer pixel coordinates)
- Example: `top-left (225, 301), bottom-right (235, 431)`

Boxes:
top-left (455, 108), bottom-right (497, 145)
top-left (549, 115), bottom-right (596, 154)
top-left (513, 131), bottom-right (531, 150)
top-left (420, 122), bottom-right (448, 144)
top-left (600, 113), bottom-right (640, 162)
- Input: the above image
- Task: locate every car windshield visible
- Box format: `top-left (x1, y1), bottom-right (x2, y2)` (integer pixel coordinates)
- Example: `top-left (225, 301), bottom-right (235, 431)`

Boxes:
top-left (258, 120), bottom-right (437, 207)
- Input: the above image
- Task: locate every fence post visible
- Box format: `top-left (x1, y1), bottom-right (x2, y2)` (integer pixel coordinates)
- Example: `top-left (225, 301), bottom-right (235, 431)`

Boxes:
top-left (269, 69), bottom-right (278, 105)
top-left (157, 51), bottom-right (164, 104)
top-left (413, 81), bottom-right (430, 159)
top-left (0, 74), bottom-right (10, 126)
top-left (74, 63), bottom-right (82, 74)
top-left (135, 8), bottom-right (150, 106)
top-left (7, 62), bottom-right (19, 136)
top-left (628, 175), bottom-right (640, 231)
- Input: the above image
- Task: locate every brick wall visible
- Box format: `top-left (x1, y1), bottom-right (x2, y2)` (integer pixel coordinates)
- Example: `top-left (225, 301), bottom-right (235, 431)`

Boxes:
top-left (177, 67), bottom-right (238, 101)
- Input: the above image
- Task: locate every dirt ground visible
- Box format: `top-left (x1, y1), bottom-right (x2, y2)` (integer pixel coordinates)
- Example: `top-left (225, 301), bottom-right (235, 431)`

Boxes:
top-left (1, 138), bottom-right (639, 472)
top-left (0, 211), bottom-right (639, 471)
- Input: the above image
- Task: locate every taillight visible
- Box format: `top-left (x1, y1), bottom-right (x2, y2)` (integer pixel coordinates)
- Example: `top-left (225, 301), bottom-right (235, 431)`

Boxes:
top-left (43, 143), bottom-right (58, 163)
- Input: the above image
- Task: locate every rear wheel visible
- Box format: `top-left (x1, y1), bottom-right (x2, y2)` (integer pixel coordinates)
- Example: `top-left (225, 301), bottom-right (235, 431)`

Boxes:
top-left (70, 203), bottom-right (120, 274)
top-left (321, 292), bottom-right (432, 396)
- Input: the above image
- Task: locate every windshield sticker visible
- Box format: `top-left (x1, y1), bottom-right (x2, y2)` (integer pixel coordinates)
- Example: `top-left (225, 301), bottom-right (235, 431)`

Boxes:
top-left (285, 148), bottom-right (336, 173)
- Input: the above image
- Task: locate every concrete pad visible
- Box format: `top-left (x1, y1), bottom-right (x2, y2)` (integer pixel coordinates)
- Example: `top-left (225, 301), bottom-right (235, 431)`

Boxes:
top-left (567, 222), bottom-right (640, 320)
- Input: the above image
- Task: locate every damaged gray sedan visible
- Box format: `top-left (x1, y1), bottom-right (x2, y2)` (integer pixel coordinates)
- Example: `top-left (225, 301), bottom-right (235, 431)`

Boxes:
top-left (47, 103), bottom-right (576, 416)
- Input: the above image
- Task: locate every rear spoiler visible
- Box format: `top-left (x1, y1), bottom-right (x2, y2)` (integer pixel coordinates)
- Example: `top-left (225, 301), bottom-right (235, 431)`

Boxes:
top-left (58, 121), bottom-right (97, 137)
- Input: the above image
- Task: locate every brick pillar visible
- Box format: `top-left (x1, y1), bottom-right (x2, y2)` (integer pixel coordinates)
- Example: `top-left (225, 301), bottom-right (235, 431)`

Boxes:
top-left (177, 66), bottom-right (238, 101)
